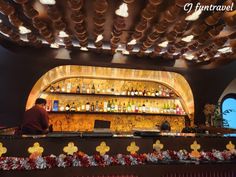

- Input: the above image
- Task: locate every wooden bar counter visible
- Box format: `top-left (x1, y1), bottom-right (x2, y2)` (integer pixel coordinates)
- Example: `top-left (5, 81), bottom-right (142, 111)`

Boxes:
top-left (0, 132), bottom-right (236, 177)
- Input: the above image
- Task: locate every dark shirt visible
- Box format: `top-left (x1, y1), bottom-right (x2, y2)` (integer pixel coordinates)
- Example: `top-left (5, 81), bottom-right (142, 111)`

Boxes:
top-left (21, 105), bottom-right (49, 134)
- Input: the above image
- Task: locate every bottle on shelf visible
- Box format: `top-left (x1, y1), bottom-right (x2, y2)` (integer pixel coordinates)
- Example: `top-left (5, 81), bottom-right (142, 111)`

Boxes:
top-left (111, 85), bottom-right (115, 94)
top-left (99, 102), bottom-right (104, 112)
top-left (131, 100), bottom-right (135, 112)
top-left (82, 84), bottom-right (86, 93)
top-left (56, 85), bottom-right (61, 92)
top-left (143, 88), bottom-right (147, 96)
top-left (95, 101), bottom-right (99, 112)
top-left (70, 102), bottom-right (76, 111)
top-left (135, 101), bottom-right (139, 113)
top-left (91, 84), bottom-right (95, 94)
top-left (77, 102), bottom-right (81, 111)
top-left (96, 84), bottom-right (100, 94)
top-left (131, 87), bottom-right (135, 96)
top-left (76, 85), bottom-right (80, 93)
top-left (114, 99), bottom-right (118, 112)
top-left (65, 103), bottom-right (70, 111)
top-left (85, 100), bottom-right (90, 112)
top-left (86, 84), bottom-right (90, 94)
top-left (142, 101), bottom-right (146, 113)
top-left (66, 82), bottom-right (72, 93)
top-left (49, 85), bottom-right (55, 92)
top-left (138, 89), bottom-right (143, 96)
top-left (127, 101), bottom-right (132, 112)
top-left (107, 100), bottom-right (111, 112)
top-left (91, 102), bottom-right (95, 112)
top-left (104, 100), bottom-right (108, 112)
top-left (111, 99), bottom-right (115, 112)
top-left (134, 89), bottom-right (138, 96)
top-left (81, 101), bottom-right (86, 111)
top-left (122, 103), bottom-right (126, 112)
top-left (118, 101), bottom-right (122, 112)
top-left (127, 88), bottom-right (131, 96)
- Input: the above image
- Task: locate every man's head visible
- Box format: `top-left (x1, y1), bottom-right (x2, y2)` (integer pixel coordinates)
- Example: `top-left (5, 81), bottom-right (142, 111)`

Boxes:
top-left (35, 98), bottom-right (47, 108)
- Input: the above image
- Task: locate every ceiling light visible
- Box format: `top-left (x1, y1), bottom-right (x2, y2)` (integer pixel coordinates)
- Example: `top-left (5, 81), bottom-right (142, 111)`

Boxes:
top-left (0, 31), bottom-right (9, 37)
top-left (95, 34), bottom-right (103, 43)
top-left (0, 19), bottom-right (2, 23)
top-left (39, 0), bottom-right (56, 5)
top-left (144, 49), bottom-right (152, 54)
top-left (80, 47), bottom-right (88, 51)
top-left (181, 35), bottom-right (194, 42)
top-left (115, 3), bottom-right (128, 17)
top-left (184, 53), bottom-right (195, 60)
top-left (158, 41), bottom-right (169, 48)
top-left (59, 31), bottom-right (69, 38)
top-left (214, 53), bottom-right (221, 58)
top-left (19, 26), bottom-right (31, 34)
top-left (185, 9), bottom-right (202, 21)
top-left (122, 50), bottom-right (129, 55)
top-left (218, 46), bottom-right (232, 53)
top-left (50, 43), bottom-right (59, 48)
top-left (128, 39), bottom-right (137, 45)
top-left (20, 35), bottom-right (29, 42)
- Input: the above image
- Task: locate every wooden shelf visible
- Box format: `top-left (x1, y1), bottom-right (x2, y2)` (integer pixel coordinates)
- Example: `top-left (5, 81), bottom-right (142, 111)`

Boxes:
top-left (44, 91), bottom-right (179, 100)
top-left (48, 111), bottom-right (186, 117)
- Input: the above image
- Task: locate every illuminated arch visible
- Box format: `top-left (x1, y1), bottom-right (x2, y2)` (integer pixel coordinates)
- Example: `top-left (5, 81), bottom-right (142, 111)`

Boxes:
top-left (26, 65), bottom-right (194, 120)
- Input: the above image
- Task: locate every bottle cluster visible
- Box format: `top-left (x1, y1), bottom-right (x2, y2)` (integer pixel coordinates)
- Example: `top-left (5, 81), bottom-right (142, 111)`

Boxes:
top-left (49, 83), bottom-right (175, 98)
top-left (46, 99), bottom-right (185, 115)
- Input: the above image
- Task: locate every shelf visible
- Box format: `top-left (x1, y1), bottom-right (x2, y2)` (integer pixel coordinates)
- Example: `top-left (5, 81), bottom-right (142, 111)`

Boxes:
top-left (48, 111), bottom-right (186, 117)
top-left (44, 91), bottom-right (179, 100)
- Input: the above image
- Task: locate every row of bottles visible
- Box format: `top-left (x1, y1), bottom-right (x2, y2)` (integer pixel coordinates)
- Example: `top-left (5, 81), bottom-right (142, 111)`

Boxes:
top-left (47, 99), bottom-right (185, 115)
top-left (49, 83), bottom-right (175, 97)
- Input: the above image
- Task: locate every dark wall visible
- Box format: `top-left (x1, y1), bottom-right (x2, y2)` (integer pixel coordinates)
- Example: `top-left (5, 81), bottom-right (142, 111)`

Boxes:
top-left (0, 45), bottom-right (236, 127)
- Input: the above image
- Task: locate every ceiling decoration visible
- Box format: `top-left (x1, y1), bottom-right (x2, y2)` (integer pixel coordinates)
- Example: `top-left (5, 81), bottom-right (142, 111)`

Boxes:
top-left (0, 0), bottom-right (235, 66)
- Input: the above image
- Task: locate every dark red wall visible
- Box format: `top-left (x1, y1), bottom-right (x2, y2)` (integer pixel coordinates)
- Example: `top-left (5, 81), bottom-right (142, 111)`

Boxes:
top-left (0, 44), bottom-right (235, 127)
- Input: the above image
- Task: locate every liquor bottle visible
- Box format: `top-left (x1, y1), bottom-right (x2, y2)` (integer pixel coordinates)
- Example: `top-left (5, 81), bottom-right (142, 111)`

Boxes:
top-left (104, 100), bottom-right (108, 112)
top-left (143, 88), bottom-right (147, 96)
top-left (91, 102), bottom-right (95, 112)
top-left (85, 100), bottom-right (90, 111)
top-left (138, 102), bottom-right (142, 112)
top-left (131, 100), bottom-right (135, 112)
top-left (142, 102), bottom-right (146, 113)
top-left (127, 88), bottom-right (131, 96)
top-left (95, 101), bottom-right (99, 112)
top-left (138, 89), bottom-right (143, 96)
top-left (70, 102), bottom-right (76, 111)
top-left (49, 85), bottom-right (55, 92)
top-left (82, 84), bottom-right (86, 93)
top-left (66, 82), bottom-right (72, 93)
top-left (118, 101), bottom-right (122, 112)
top-left (158, 86), bottom-right (162, 96)
top-left (77, 102), bottom-right (81, 111)
top-left (114, 99), bottom-right (118, 112)
top-left (176, 104), bottom-right (180, 114)
top-left (111, 99), bottom-right (115, 112)
top-left (65, 103), bottom-right (70, 111)
top-left (135, 102), bottom-right (139, 113)
top-left (91, 84), bottom-right (95, 94)
top-left (131, 87), bottom-right (135, 96)
top-left (134, 89), bottom-right (138, 96)
top-left (86, 84), bottom-right (90, 94)
top-left (147, 89), bottom-right (151, 96)
top-left (166, 88), bottom-right (170, 97)
top-left (151, 89), bottom-right (155, 97)
top-left (155, 89), bottom-right (159, 97)
top-left (99, 102), bottom-right (104, 112)
top-left (122, 103), bottom-right (126, 112)
top-left (107, 100), bottom-right (111, 112)
top-left (111, 85), bottom-right (115, 94)
top-left (81, 101), bottom-right (85, 111)
top-left (127, 101), bottom-right (132, 112)
top-left (61, 84), bottom-right (66, 92)
top-left (76, 85), bottom-right (80, 93)
top-left (96, 84), bottom-right (100, 94)
top-left (56, 85), bottom-right (61, 92)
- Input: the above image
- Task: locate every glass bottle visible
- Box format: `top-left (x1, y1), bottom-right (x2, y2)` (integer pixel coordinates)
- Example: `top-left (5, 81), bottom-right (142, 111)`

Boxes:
top-left (65, 103), bottom-right (70, 111)
top-left (76, 85), bottom-right (80, 93)
top-left (77, 102), bottom-right (81, 112)
top-left (142, 101), bottom-right (146, 113)
top-left (103, 100), bottom-right (107, 112)
top-left (49, 85), bottom-right (55, 92)
top-left (118, 101), bottom-right (122, 112)
top-left (107, 100), bottom-right (111, 112)
top-left (96, 84), bottom-right (100, 94)
top-left (122, 103), bottom-right (126, 112)
top-left (70, 102), bottom-right (76, 111)
top-left (91, 84), bottom-right (95, 94)
top-left (95, 101), bottom-right (99, 112)
top-left (127, 101), bottom-right (132, 112)
top-left (56, 85), bottom-right (61, 92)
top-left (91, 102), bottom-right (95, 112)
top-left (85, 100), bottom-right (90, 112)
top-left (131, 87), bottom-right (135, 96)
top-left (99, 102), bottom-right (104, 112)
top-left (82, 84), bottom-right (86, 93)
top-left (81, 101), bottom-right (86, 111)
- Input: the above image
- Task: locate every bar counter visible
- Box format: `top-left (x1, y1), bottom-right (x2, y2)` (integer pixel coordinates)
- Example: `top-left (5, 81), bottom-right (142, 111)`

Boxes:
top-left (0, 132), bottom-right (236, 177)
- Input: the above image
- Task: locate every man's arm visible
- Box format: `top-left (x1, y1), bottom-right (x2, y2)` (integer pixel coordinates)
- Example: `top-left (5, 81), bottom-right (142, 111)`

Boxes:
top-left (40, 109), bottom-right (49, 130)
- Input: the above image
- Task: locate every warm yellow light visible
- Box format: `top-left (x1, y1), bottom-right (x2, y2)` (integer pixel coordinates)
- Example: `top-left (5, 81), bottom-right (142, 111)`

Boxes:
top-left (181, 35), bottom-right (194, 42)
top-left (185, 10), bottom-right (202, 21)
top-left (115, 3), bottom-right (129, 17)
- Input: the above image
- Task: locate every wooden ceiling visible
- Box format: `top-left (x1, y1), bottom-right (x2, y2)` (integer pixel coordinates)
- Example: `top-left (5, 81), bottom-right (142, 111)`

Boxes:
top-left (0, 0), bottom-right (235, 66)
